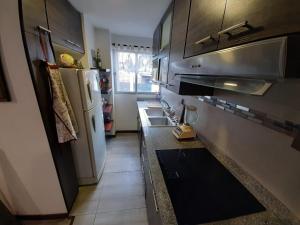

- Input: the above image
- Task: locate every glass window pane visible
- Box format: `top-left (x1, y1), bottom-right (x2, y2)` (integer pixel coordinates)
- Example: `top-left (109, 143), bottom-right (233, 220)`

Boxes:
top-left (116, 52), bottom-right (136, 92)
top-left (137, 54), bottom-right (159, 93)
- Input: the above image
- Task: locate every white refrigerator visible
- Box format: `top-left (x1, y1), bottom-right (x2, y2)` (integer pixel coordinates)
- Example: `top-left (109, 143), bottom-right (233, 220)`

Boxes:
top-left (60, 68), bottom-right (106, 185)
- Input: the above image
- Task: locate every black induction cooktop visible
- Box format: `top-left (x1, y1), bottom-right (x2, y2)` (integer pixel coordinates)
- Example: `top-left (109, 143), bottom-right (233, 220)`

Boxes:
top-left (156, 149), bottom-right (265, 225)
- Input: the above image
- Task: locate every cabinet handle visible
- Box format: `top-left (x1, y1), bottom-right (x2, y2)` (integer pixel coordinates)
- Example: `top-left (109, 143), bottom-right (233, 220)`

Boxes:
top-left (194, 35), bottom-right (215, 45)
top-left (148, 169), bottom-right (153, 184)
top-left (37, 25), bottom-right (51, 33)
top-left (142, 153), bottom-right (145, 162)
top-left (141, 163), bottom-right (144, 174)
top-left (152, 190), bottom-right (159, 212)
top-left (218, 21), bottom-right (251, 36)
top-left (65, 39), bottom-right (81, 48)
top-left (165, 84), bottom-right (174, 87)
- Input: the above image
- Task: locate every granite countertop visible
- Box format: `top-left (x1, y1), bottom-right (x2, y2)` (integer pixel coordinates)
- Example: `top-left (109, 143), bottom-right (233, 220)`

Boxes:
top-left (137, 100), bottom-right (300, 225)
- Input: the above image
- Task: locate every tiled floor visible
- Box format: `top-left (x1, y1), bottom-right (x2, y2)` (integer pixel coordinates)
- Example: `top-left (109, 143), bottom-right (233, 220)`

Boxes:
top-left (70, 133), bottom-right (147, 225)
top-left (22, 133), bottom-right (148, 225)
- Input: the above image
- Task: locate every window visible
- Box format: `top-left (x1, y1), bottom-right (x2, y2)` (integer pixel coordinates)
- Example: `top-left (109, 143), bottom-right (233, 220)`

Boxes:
top-left (115, 51), bottom-right (159, 93)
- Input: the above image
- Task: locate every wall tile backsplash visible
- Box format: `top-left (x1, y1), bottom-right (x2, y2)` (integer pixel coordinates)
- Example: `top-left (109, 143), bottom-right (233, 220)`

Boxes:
top-left (197, 96), bottom-right (300, 139)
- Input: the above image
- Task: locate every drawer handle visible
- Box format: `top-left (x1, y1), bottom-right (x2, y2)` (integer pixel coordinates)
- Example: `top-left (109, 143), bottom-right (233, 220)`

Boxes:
top-left (152, 190), bottom-right (159, 212)
top-left (218, 21), bottom-right (251, 36)
top-left (148, 169), bottom-right (153, 184)
top-left (194, 35), bottom-right (215, 45)
top-left (37, 25), bottom-right (51, 33)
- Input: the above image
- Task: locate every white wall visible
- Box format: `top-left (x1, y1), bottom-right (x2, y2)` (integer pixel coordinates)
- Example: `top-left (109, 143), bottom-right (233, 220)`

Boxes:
top-left (94, 28), bottom-right (112, 69)
top-left (111, 34), bottom-right (154, 131)
top-left (81, 15), bottom-right (95, 68)
top-left (114, 94), bottom-right (157, 131)
top-left (0, 0), bottom-right (66, 215)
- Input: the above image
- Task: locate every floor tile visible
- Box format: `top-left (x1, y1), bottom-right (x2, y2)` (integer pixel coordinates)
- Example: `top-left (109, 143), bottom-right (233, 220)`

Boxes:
top-left (104, 155), bottom-right (141, 173)
top-left (107, 146), bottom-right (139, 155)
top-left (99, 171), bottom-right (143, 188)
top-left (94, 208), bottom-right (148, 225)
top-left (76, 186), bottom-right (102, 202)
top-left (72, 214), bottom-right (95, 225)
top-left (70, 199), bottom-right (99, 216)
top-left (98, 182), bottom-right (144, 199)
top-left (97, 195), bottom-right (146, 213)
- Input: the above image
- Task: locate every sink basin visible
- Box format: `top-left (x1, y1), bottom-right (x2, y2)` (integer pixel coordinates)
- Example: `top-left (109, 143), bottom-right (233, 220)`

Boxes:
top-left (148, 117), bottom-right (176, 126)
top-left (145, 108), bottom-right (166, 117)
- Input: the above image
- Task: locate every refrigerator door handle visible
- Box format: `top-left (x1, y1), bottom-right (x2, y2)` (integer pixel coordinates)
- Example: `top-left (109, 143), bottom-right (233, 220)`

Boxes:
top-left (87, 82), bottom-right (92, 103)
top-left (92, 115), bottom-right (96, 132)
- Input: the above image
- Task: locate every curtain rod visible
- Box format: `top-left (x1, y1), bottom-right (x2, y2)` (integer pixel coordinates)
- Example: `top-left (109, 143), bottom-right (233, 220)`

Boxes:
top-left (112, 43), bottom-right (151, 49)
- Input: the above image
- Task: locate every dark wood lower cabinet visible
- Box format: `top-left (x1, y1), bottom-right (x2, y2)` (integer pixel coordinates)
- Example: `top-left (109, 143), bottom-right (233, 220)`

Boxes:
top-left (141, 140), bottom-right (162, 225)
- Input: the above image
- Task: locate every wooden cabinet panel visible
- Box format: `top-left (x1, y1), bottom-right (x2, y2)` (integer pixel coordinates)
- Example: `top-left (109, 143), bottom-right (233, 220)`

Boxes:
top-left (46, 0), bottom-right (84, 53)
top-left (184, 0), bottom-right (226, 57)
top-left (167, 0), bottom-right (191, 88)
top-left (153, 25), bottom-right (162, 57)
top-left (21, 0), bottom-right (48, 34)
top-left (24, 32), bottom-right (78, 211)
top-left (218, 0), bottom-right (300, 49)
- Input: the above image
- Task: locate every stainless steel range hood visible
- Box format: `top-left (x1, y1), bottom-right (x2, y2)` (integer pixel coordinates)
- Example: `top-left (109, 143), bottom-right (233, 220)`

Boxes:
top-left (170, 36), bottom-right (300, 95)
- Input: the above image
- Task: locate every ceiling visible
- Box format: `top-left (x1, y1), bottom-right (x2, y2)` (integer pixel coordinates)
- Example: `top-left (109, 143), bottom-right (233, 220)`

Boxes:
top-left (69, 0), bottom-right (172, 38)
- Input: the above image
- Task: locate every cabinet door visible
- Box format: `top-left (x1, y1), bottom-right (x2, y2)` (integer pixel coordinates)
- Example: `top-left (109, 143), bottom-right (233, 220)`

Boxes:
top-left (167, 0), bottom-right (191, 88)
top-left (152, 25), bottom-right (161, 57)
top-left (218, 0), bottom-right (300, 49)
top-left (21, 0), bottom-right (48, 34)
top-left (184, 0), bottom-right (226, 57)
top-left (46, 0), bottom-right (84, 53)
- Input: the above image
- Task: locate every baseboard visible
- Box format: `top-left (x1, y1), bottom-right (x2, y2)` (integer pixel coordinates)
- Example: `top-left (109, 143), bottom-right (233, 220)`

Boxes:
top-left (16, 213), bottom-right (70, 220)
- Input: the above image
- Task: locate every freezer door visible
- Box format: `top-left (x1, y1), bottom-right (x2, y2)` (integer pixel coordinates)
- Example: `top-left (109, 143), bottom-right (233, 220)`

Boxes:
top-left (85, 104), bottom-right (107, 180)
top-left (78, 70), bottom-right (101, 111)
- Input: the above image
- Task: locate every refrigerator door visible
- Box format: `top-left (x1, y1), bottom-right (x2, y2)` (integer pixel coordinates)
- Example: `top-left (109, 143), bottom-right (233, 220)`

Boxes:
top-left (78, 70), bottom-right (101, 111)
top-left (60, 68), bottom-right (95, 182)
top-left (85, 103), bottom-right (107, 181)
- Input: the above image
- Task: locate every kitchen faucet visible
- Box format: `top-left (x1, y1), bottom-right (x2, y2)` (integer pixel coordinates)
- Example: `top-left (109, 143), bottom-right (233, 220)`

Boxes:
top-left (160, 98), bottom-right (171, 110)
top-left (160, 98), bottom-right (178, 124)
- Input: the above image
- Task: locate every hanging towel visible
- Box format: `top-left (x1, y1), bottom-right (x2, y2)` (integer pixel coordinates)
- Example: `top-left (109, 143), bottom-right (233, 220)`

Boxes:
top-left (46, 63), bottom-right (79, 143)
top-left (37, 27), bottom-right (78, 143)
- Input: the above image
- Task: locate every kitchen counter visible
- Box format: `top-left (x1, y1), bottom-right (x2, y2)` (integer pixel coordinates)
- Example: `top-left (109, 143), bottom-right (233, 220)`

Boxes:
top-left (137, 100), bottom-right (300, 225)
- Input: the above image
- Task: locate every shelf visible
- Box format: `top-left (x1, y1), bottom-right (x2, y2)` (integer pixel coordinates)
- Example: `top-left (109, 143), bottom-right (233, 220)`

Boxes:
top-left (105, 121), bottom-right (113, 132)
top-left (103, 104), bottom-right (113, 114)
top-left (101, 88), bottom-right (112, 95)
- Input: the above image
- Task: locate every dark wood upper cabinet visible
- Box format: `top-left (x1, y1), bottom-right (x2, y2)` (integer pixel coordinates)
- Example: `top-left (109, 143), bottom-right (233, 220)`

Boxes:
top-left (218, 0), bottom-right (300, 49)
top-left (21, 0), bottom-right (48, 35)
top-left (152, 24), bottom-right (161, 57)
top-left (184, 0), bottom-right (226, 58)
top-left (46, 0), bottom-right (84, 53)
top-left (167, 0), bottom-right (190, 88)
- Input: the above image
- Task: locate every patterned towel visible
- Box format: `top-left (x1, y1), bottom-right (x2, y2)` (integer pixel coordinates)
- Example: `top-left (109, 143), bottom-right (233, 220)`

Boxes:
top-left (46, 63), bottom-right (79, 143)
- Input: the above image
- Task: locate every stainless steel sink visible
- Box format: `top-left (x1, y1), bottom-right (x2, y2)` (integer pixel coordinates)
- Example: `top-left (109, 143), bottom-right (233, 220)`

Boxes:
top-left (145, 108), bottom-right (166, 117)
top-left (148, 117), bottom-right (176, 126)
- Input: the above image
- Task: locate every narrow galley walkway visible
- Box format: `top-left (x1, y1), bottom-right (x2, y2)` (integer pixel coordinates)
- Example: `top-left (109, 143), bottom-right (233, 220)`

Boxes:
top-left (70, 133), bottom-right (148, 225)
